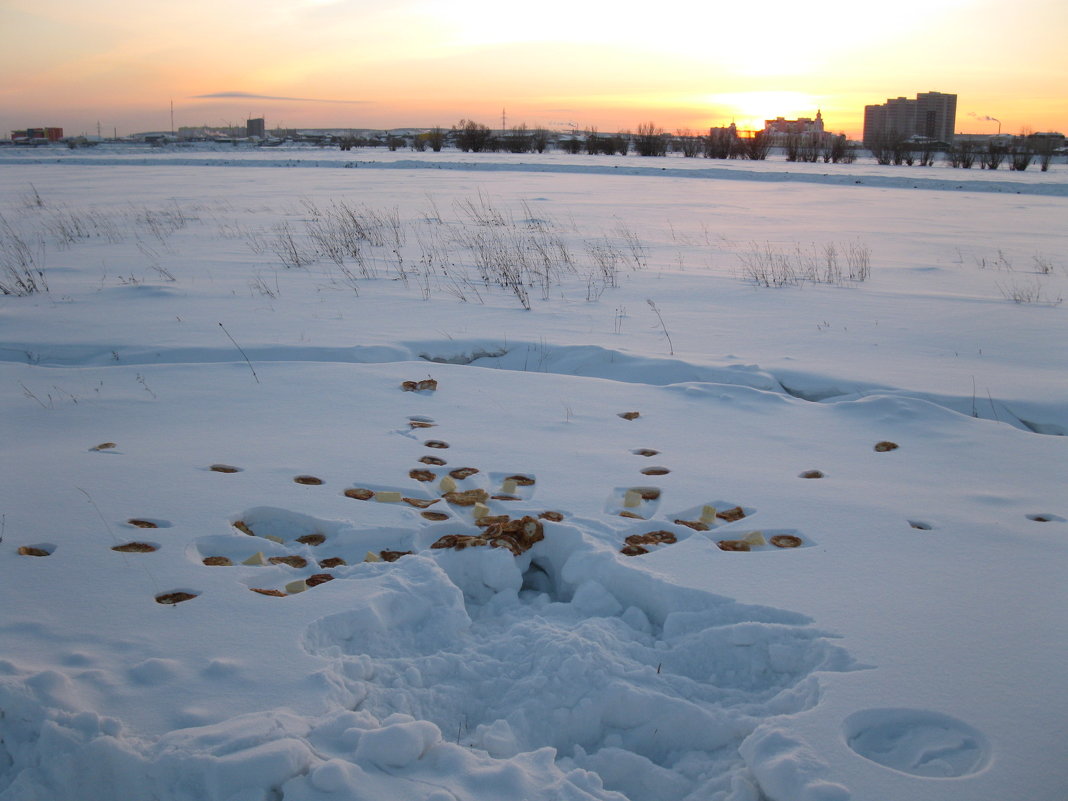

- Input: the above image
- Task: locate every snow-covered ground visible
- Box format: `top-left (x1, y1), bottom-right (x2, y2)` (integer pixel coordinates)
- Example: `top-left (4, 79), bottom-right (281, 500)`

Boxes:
top-left (1, 147), bottom-right (1066, 801)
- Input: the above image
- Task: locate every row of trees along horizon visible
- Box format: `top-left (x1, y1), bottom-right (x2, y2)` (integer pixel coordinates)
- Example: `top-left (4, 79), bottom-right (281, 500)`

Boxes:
top-left (334, 119), bottom-right (1058, 172)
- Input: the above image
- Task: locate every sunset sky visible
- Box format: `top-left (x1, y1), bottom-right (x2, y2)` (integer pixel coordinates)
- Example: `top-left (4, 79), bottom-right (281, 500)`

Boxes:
top-left (2, 0), bottom-right (1066, 140)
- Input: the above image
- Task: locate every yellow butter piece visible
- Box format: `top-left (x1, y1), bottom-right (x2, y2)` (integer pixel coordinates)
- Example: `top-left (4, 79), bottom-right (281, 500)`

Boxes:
top-left (623, 490), bottom-right (642, 508)
top-left (473, 502), bottom-right (490, 520)
top-left (700, 505), bottom-right (717, 524)
top-left (241, 551), bottom-right (266, 566)
top-left (502, 479), bottom-right (518, 494)
top-left (375, 491), bottom-right (402, 503)
top-left (364, 551), bottom-right (382, 562)
top-left (439, 476), bottom-right (457, 493)
top-left (284, 579), bottom-right (307, 594)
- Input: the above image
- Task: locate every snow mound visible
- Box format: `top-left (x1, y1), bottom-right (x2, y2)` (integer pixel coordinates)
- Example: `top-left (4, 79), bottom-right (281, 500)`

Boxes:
top-left (300, 522), bottom-right (855, 800)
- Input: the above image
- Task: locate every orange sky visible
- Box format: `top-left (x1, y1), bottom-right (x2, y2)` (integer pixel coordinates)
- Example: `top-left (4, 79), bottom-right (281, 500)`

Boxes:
top-left (2, 0), bottom-right (1066, 139)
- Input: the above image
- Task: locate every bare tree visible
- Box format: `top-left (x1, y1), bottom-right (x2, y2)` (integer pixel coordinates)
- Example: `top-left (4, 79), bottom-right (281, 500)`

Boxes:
top-left (1009, 139), bottom-right (1032, 171)
top-left (869, 132), bottom-right (905, 165)
top-left (504, 124), bottom-right (532, 153)
top-left (426, 127), bottom-right (446, 152)
top-left (634, 122), bottom-right (668, 157)
top-left (819, 134), bottom-right (854, 164)
top-left (946, 140), bottom-right (975, 168)
top-left (531, 128), bottom-right (550, 153)
top-left (916, 140), bottom-right (936, 167)
top-left (1035, 138), bottom-right (1056, 172)
top-left (980, 141), bottom-right (1007, 170)
top-left (584, 127), bottom-right (601, 155)
top-left (739, 130), bottom-right (771, 160)
top-left (675, 129), bottom-right (702, 157)
top-left (890, 136), bottom-right (912, 166)
top-left (784, 133), bottom-right (802, 162)
top-left (704, 126), bottom-right (738, 159)
top-left (560, 137), bottom-right (583, 154)
top-left (453, 120), bottom-right (495, 152)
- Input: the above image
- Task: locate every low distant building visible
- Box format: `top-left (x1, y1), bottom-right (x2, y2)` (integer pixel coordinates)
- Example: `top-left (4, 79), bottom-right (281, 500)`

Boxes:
top-left (863, 92), bottom-right (956, 146)
top-left (1027, 131), bottom-right (1065, 149)
top-left (11, 127), bottom-right (63, 143)
top-left (764, 111), bottom-right (824, 136)
top-left (761, 111), bottom-right (837, 150)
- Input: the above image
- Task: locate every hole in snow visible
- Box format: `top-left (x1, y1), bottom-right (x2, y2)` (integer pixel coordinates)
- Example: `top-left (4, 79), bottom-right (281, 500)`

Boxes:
top-left (520, 561), bottom-right (556, 599)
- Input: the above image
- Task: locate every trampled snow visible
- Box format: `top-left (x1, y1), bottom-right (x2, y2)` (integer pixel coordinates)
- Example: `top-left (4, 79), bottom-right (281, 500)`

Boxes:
top-left (1, 146), bottom-right (1066, 801)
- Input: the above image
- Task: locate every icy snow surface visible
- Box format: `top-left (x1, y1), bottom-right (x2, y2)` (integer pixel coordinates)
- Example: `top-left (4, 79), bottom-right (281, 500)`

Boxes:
top-left (1, 146), bottom-right (1066, 801)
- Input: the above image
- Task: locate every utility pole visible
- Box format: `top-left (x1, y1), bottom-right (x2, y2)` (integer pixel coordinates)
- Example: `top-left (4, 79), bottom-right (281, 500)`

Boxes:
top-left (170, 100), bottom-right (175, 137)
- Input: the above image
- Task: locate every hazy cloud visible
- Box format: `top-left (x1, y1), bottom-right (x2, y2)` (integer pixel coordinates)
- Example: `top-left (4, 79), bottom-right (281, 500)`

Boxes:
top-left (194, 92), bottom-right (368, 104)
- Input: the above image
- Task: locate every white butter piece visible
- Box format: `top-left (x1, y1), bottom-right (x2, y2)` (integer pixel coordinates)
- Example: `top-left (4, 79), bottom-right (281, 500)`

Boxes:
top-left (743, 531), bottom-right (766, 547)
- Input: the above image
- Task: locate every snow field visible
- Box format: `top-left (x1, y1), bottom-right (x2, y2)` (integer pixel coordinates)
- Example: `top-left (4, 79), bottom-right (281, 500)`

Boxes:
top-left (1, 151), bottom-right (1066, 801)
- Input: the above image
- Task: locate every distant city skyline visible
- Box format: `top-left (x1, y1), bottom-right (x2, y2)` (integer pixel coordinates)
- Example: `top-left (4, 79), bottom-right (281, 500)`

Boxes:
top-left (3, 0), bottom-right (1066, 140)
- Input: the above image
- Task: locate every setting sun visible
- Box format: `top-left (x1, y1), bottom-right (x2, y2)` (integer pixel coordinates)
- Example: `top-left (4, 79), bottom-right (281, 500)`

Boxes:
top-left (706, 92), bottom-right (820, 133)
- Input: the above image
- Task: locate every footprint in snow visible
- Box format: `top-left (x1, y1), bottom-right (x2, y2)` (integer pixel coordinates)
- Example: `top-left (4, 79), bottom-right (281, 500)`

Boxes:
top-left (844, 708), bottom-right (990, 777)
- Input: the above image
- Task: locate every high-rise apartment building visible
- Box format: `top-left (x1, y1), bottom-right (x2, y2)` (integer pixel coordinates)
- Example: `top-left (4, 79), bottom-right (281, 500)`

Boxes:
top-left (863, 92), bottom-right (957, 145)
